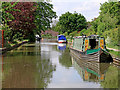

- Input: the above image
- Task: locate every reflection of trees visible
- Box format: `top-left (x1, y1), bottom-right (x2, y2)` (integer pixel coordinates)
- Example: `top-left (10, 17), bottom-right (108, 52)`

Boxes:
top-left (3, 44), bottom-right (56, 88)
top-left (100, 66), bottom-right (119, 88)
top-left (35, 59), bottom-right (56, 88)
top-left (59, 48), bottom-right (72, 68)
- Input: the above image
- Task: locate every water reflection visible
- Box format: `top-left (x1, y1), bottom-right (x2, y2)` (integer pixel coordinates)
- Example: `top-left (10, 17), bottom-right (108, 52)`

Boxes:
top-left (2, 43), bottom-right (56, 88)
top-left (57, 43), bottom-right (66, 51)
top-left (2, 39), bottom-right (119, 88)
top-left (59, 48), bottom-right (72, 68)
top-left (71, 53), bottom-right (119, 88)
top-left (100, 66), bottom-right (119, 88)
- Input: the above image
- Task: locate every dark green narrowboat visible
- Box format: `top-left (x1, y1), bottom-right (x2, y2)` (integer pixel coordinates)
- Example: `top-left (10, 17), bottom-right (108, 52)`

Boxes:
top-left (70, 35), bottom-right (113, 62)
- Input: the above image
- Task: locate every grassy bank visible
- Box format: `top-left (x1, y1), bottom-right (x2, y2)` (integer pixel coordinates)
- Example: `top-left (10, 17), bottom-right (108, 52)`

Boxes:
top-left (107, 49), bottom-right (120, 58)
top-left (106, 44), bottom-right (119, 50)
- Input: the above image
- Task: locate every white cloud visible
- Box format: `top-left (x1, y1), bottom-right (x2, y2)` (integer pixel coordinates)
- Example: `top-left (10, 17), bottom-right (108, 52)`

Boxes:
top-left (51, 0), bottom-right (109, 21)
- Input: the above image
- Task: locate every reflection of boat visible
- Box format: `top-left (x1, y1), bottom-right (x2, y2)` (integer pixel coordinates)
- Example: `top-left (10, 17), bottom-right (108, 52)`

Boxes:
top-left (57, 35), bottom-right (67, 43)
top-left (71, 54), bottom-right (110, 82)
top-left (70, 35), bottom-right (113, 62)
top-left (57, 43), bottom-right (66, 50)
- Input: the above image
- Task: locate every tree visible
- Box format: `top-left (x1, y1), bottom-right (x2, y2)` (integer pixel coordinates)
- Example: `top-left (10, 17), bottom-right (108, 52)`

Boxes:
top-left (100, 2), bottom-right (120, 25)
top-left (9, 2), bottom-right (36, 41)
top-left (59, 12), bottom-right (87, 34)
top-left (88, 2), bottom-right (120, 37)
top-left (54, 22), bottom-right (66, 34)
top-left (34, 2), bottom-right (57, 36)
top-left (2, 2), bottom-right (18, 25)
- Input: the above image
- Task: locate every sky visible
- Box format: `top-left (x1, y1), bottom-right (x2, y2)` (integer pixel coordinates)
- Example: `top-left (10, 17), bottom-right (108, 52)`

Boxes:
top-left (50, 0), bottom-right (109, 21)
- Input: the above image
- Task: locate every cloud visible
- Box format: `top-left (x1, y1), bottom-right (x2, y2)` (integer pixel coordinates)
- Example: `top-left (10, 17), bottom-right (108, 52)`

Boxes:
top-left (51, 0), bottom-right (109, 21)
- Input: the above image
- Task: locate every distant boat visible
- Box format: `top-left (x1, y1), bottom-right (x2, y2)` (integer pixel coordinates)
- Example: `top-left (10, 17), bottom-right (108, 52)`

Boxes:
top-left (70, 35), bottom-right (113, 63)
top-left (57, 35), bottom-right (67, 43)
top-left (35, 34), bottom-right (41, 41)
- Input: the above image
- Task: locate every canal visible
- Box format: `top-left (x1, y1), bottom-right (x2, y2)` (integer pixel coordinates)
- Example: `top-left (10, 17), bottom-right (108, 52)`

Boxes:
top-left (1, 39), bottom-right (120, 88)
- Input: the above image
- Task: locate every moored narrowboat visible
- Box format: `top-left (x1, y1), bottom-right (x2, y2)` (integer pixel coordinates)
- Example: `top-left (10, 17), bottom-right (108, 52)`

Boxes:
top-left (57, 35), bottom-right (67, 43)
top-left (70, 35), bottom-right (113, 63)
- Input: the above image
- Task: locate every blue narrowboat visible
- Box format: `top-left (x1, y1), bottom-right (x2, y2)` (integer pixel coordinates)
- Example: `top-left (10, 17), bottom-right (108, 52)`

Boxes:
top-left (57, 35), bottom-right (67, 43)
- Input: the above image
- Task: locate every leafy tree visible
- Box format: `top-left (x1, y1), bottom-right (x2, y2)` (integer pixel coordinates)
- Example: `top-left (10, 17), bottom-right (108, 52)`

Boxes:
top-left (54, 22), bottom-right (66, 34)
top-left (2, 2), bottom-right (18, 24)
top-left (2, 2), bottom-right (37, 42)
top-left (100, 2), bottom-right (120, 25)
top-left (34, 2), bottom-right (57, 36)
top-left (87, 1), bottom-right (120, 39)
top-left (59, 12), bottom-right (87, 34)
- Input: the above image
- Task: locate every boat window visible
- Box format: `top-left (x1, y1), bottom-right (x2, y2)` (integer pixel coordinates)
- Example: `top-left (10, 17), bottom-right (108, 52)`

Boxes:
top-left (89, 39), bottom-right (98, 49)
top-left (58, 36), bottom-right (66, 40)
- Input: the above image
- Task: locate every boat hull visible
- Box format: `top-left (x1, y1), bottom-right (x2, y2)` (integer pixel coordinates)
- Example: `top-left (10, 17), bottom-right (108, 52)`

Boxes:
top-left (58, 40), bottom-right (67, 43)
top-left (70, 47), bottom-right (113, 63)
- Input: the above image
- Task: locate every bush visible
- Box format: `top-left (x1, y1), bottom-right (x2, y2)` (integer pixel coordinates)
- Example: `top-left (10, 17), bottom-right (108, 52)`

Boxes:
top-left (103, 28), bottom-right (120, 46)
top-left (69, 31), bottom-right (77, 37)
top-left (63, 32), bottom-right (68, 36)
top-left (79, 29), bottom-right (87, 36)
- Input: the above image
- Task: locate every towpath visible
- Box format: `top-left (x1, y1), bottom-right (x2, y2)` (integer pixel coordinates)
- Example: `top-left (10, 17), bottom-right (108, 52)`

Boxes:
top-left (107, 47), bottom-right (120, 52)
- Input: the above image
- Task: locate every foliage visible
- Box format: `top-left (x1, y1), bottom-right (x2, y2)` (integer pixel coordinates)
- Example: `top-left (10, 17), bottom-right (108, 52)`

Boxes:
top-left (69, 31), bottom-right (78, 37)
top-left (2, 2), bottom-right (57, 44)
top-left (41, 34), bottom-right (56, 38)
top-left (34, 2), bottom-right (57, 36)
top-left (2, 2), bottom-right (37, 42)
top-left (59, 12), bottom-right (87, 34)
top-left (63, 32), bottom-right (68, 36)
top-left (81, 1), bottom-right (120, 49)
top-left (103, 28), bottom-right (120, 46)
top-left (79, 29), bottom-right (87, 36)
top-left (87, 2), bottom-right (120, 37)
top-left (2, 2), bottom-right (18, 24)
top-left (54, 22), bottom-right (66, 34)
top-left (100, 1), bottom-right (120, 25)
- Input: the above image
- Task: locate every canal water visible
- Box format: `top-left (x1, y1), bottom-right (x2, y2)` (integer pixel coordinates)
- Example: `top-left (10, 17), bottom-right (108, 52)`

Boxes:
top-left (1, 39), bottom-right (120, 88)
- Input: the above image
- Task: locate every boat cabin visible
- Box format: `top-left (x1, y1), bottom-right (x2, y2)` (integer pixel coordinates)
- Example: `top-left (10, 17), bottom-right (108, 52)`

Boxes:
top-left (72, 35), bottom-right (106, 52)
top-left (57, 35), bottom-right (67, 43)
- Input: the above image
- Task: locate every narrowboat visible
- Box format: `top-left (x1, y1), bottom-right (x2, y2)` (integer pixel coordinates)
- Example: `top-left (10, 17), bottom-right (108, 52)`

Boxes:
top-left (70, 35), bottom-right (113, 63)
top-left (57, 35), bottom-right (67, 43)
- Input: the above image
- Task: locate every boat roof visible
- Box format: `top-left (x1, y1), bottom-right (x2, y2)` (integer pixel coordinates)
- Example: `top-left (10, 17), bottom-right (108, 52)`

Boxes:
top-left (73, 35), bottom-right (104, 39)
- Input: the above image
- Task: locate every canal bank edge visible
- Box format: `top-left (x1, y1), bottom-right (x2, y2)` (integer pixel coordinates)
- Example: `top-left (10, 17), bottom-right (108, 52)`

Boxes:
top-left (0, 41), bottom-right (28, 55)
